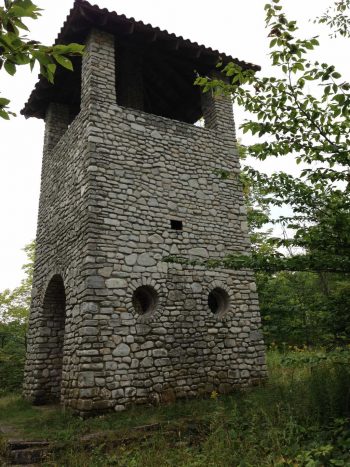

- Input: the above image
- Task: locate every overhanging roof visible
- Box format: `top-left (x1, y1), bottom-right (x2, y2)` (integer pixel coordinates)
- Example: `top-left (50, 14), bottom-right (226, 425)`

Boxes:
top-left (21, 0), bottom-right (261, 120)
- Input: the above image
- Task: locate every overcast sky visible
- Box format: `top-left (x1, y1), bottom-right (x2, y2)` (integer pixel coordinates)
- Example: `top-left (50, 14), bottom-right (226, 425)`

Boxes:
top-left (0, 0), bottom-right (347, 290)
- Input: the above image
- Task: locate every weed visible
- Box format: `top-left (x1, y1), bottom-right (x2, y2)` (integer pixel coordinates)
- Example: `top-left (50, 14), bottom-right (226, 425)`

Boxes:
top-left (1, 351), bottom-right (350, 466)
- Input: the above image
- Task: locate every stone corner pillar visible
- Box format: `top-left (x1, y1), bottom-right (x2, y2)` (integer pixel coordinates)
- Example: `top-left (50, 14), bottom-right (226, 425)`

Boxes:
top-left (81, 28), bottom-right (116, 110)
top-left (201, 73), bottom-right (236, 138)
top-left (43, 103), bottom-right (71, 153)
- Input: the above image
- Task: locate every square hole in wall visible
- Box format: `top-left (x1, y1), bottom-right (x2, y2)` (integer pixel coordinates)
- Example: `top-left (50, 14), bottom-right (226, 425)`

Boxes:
top-left (170, 220), bottom-right (183, 231)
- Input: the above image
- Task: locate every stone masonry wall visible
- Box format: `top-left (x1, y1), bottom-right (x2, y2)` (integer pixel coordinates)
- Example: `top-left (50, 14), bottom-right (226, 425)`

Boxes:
top-left (24, 28), bottom-right (266, 413)
top-left (23, 103), bottom-right (92, 403)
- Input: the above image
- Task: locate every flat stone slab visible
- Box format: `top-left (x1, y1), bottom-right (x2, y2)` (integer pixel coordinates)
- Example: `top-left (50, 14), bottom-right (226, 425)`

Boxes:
top-left (2, 439), bottom-right (50, 466)
top-left (10, 447), bottom-right (48, 465)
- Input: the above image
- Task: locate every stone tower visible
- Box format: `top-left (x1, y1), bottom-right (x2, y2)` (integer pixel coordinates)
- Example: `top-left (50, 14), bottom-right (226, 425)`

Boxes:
top-left (22, 0), bottom-right (266, 414)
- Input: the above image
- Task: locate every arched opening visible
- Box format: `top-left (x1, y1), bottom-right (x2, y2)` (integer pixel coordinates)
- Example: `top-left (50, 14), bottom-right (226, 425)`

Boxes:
top-left (36, 274), bottom-right (66, 403)
top-left (132, 285), bottom-right (158, 315)
top-left (208, 287), bottom-right (230, 316)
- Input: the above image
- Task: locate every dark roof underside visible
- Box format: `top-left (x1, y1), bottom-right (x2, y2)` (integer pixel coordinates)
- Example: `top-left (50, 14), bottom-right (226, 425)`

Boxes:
top-left (21, 0), bottom-right (260, 120)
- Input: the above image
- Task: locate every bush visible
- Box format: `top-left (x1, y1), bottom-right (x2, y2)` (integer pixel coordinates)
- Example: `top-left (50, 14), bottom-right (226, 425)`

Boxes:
top-left (0, 321), bottom-right (26, 395)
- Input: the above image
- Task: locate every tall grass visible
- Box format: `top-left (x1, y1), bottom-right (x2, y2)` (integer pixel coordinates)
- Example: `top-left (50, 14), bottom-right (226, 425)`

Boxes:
top-left (1, 350), bottom-right (350, 466)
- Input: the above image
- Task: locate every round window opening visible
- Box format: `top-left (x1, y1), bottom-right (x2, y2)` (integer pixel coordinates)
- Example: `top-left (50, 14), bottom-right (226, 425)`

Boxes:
top-left (132, 285), bottom-right (159, 315)
top-left (208, 287), bottom-right (230, 315)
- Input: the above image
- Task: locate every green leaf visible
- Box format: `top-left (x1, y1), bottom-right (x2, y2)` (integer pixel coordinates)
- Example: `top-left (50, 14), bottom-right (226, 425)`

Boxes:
top-left (333, 94), bottom-right (346, 105)
top-left (0, 97), bottom-right (11, 106)
top-left (4, 61), bottom-right (16, 75)
top-left (53, 54), bottom-right (73, 71)
top-left (12, 17), bottom-right (29, 31)
top-left (10, 1), bottom-right (41, 19)
top-left (13, 52), bottom-right (30, 65)
top-left (0, 109), bottom-right (10, 120)
top-left (32, 50), bottom-right (51, 66)
top-left (47, 63), bottom-right (57, 75)
top-left (53, 43), bottom-right (84, 55)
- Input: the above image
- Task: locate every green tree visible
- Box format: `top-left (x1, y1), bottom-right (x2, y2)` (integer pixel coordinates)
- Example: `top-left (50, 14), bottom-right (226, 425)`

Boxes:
top-left (0, 241), bottom-right (34, 393)
top-left (0, 0), bottom-right (84, 119)
top-left (196, 0), bottom-right (350, 274)
top-left (195, 0), bottom-right (350, 349)
top-left (258, 271), bottom-right (350, 348)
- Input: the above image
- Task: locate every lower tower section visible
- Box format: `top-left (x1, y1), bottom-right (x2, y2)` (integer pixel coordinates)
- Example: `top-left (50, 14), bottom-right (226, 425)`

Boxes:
top-left (70, 266), bottom-right (265, 413)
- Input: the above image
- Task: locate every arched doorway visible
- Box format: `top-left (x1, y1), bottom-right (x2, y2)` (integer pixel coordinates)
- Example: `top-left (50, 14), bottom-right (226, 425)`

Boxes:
top-left (36, 274), bottom-right (66, 403)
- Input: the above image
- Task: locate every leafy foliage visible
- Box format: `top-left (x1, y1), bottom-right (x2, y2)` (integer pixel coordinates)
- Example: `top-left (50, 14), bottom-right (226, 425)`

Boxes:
top-left (259, 271), bottom-right (350, 348)
top-left (317, 0), bottom-right (350, 37)
top-left (0, 241), bottom-right (34, 393)
top-left (0, 0), bottom-right (84, 119)
top-left (195, 0), bottom-right (350, 274)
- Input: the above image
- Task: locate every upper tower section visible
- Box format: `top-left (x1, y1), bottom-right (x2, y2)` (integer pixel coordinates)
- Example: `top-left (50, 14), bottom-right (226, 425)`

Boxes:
top-left (21, 0), bottom-right (260, 128)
